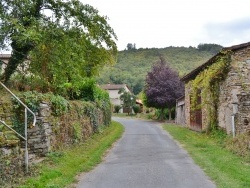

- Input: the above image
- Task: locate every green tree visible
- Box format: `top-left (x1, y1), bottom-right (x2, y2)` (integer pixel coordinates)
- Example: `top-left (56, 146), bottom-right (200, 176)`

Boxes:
top-left (118, 88), bottom-right (136, 115)
top-left (197, 43), bottom-right (223, 54)
top-left (0, 0), bottom-right (117, 83)
top-left (132, 104), bottom-right (140, 114)
top-left (126, 43), bottom-right (136, 50)
top-left (114, 105), bottom-right (121, 113)
top-left (97, 46), bottom-right (214, 95)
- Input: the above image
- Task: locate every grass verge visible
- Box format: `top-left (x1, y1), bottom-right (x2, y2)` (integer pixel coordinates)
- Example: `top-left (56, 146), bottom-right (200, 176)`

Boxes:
top-left (163, 124), bottom-right (250, 188)
top-left (18, 121), bottom-right (124, 188)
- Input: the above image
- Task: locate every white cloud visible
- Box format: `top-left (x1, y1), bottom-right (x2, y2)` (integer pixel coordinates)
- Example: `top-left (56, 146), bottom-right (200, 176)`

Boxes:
top-left (77, 1), bottom-right (250, 49)
top-left (197, 17), bottom-right (250, 46)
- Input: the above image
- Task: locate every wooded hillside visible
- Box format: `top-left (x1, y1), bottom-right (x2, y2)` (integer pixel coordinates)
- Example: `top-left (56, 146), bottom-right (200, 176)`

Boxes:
top-left (97, 44), bottom-right (222, 94)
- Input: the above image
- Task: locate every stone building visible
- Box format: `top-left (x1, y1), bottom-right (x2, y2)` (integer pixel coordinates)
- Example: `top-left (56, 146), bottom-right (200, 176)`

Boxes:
top-left (181, 42), bottom-right (250, 135)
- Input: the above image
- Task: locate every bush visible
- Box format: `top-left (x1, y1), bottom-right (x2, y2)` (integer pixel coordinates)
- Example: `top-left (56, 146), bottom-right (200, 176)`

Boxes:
top-left (132, 105), bottom-right (140, 114)
top-left (114, 105), bottom-right (121, 113)
top-left (67, 78), bottom-right (96, 101)
top-left (154, 107), bottom-right (176, 120)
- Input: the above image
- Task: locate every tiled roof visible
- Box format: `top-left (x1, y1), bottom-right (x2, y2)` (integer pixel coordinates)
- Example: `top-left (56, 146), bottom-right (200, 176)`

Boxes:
top-left (181, 41), bottom-right (250, 82)
top-left (136, 99), bottom-right (143, 105)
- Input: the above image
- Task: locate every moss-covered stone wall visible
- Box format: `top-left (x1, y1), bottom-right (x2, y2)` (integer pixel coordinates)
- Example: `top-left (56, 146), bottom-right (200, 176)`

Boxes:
top-left (0, 91), bottom-right (111, 186)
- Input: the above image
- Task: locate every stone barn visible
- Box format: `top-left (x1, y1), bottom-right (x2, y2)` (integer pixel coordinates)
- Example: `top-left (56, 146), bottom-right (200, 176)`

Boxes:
top-left (181, 42), bottom-right (250, 135)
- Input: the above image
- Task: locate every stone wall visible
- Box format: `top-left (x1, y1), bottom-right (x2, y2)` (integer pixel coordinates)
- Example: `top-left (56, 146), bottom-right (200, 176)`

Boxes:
top-left (218, 46), bottom-right (250, 134)
top-left (184, 83), bottom-right (191, 128)
top-left (27, 101), bottom-right (107, 156)
top-left (235, 93), bottom-right (250, 134)
top-left (0, 96), bottom-right (110, 185)
top-left (0, 92), bottom-right (23, 186)
top-left (0, 93), bottom-right (19, 147)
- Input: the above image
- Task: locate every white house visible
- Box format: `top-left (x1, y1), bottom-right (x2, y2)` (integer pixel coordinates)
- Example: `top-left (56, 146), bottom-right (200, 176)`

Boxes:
top-left (100, 84), bottom-right (131, 112)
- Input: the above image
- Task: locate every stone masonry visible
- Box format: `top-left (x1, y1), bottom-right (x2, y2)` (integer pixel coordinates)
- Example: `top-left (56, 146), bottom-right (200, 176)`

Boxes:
top-left (0, 97), bottom-right (108, 185)
top-left (218, 46), bottom-right (250, 134)
top-left (182, 42), bottom-right (250, 135)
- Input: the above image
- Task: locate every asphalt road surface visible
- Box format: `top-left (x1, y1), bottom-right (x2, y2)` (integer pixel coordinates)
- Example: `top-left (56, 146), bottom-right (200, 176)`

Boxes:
top-left (76, 117), bottom-right (216, 188)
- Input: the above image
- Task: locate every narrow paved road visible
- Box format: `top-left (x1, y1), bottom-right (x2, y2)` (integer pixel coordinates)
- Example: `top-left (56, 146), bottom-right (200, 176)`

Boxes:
top-left (76, 117), bottom-right (216, 188)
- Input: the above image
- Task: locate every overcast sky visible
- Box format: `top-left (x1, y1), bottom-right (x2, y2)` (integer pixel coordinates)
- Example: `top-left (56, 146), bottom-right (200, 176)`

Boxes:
top-left (83, 0), bottom-right (250, 50)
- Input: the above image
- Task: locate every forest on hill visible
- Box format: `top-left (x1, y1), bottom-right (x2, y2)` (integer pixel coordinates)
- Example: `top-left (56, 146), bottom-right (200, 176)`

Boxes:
top-left (96, 44), bottom-right (223, 94)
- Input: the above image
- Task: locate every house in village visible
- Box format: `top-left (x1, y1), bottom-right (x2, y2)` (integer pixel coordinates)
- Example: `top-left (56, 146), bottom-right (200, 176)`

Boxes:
top-left (181, 41), bottom-right (250, 136)
top-left (100, 83), bottom-right (143, 113)
top-left (100, 84), bottom-right (131, 113)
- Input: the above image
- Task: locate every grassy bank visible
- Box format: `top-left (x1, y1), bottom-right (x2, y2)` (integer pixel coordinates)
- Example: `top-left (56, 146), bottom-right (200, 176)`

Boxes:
top-left (163, 124), bottom-right (250, 188)
top-left (18, 121), bottom-right (124, 188)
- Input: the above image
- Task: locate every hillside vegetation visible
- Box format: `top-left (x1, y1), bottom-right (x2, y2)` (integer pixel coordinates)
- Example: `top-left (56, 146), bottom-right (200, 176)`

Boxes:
top-left (97, 44), bottom-right (222, 94)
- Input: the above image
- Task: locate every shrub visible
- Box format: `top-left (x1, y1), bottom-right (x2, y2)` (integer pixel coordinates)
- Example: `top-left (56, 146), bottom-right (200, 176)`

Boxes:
top-left (132, 105), bottom-right (140, 114)
top-left (114, 105), bottom-right (121, 113)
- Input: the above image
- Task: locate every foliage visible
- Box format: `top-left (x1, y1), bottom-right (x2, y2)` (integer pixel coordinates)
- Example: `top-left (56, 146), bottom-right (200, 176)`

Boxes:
top-left (81, 103), bottom-right (95, 132)
top-left (144, 57), bottom-right (184, 120)
top-left (132, 104), bottom-right (140, 114)
top-left (94, 88), bottom-right (111, 126)
top-left (0, 0), bottom-right (117, 83)
top-left (197, 43), bottom-right (223, 55)
top-left (97, 45), bottom-right (219, 94)
top-left (126, 43), bottom-right (136, 50)
top-left (72, 122), bottom-right (83, 143)
top-left (114, 105), bottom-right (122, 113)
top-left (65, 78), bottom-right (97, 101)
top-left (163, 124), bottom-right (250, 188)
top-left (190, 50), bottom-right (232, 131)
top-left (50, 95), bottom-right (69, 116)
top-left (67, 79), bottom-right (111, 128)
top-left (28, 26), bottom-right (116, 94)
top-left (153, 108), bottom-right (175, 120)
top-left (10, 79), bottom-right (111, 135)
top-left (118, 88), bottom-right (136, 115)
top-left (11, 91), bottom-right (69, 136)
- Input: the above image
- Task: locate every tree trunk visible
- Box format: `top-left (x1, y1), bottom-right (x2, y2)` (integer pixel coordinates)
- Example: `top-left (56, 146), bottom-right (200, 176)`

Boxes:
top-left (159, 108), bottom-right (164, 121)
top-left (169, 107), bottom-right (172, 121)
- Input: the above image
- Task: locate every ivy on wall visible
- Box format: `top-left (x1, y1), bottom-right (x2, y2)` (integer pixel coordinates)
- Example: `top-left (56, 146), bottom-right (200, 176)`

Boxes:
top-left (11, 89), bottom-right (111, 137)
top-left (11, 91), bottom-right (69, 136)
top-left (190, 50), bottom-right (232, 131)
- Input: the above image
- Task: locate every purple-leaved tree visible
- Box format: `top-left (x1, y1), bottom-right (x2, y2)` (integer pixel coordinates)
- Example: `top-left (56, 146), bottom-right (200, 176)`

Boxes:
top-left (144, 57), bottom-right (184, 120)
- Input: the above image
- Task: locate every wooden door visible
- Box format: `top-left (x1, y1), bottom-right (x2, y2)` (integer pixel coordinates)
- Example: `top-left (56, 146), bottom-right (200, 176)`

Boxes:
top-left (190, 95), bottom-right (202, 131)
